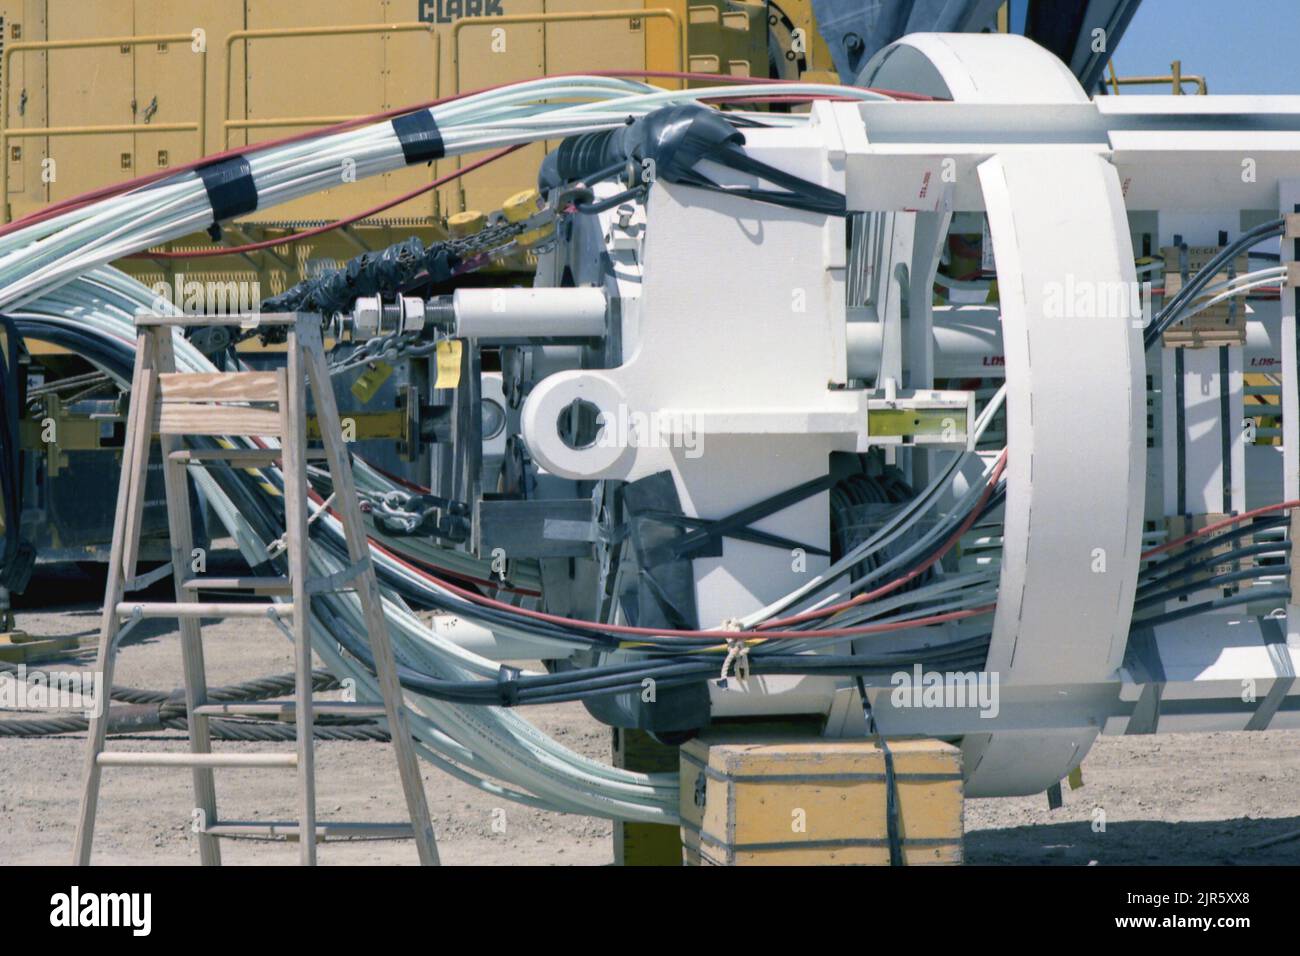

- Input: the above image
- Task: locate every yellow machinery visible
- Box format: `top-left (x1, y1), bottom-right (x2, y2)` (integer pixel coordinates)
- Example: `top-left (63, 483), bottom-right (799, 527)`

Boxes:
top-left (0, 0), bottom-right (834, 573)
top-left (0, 0), bottom-right (832, 299)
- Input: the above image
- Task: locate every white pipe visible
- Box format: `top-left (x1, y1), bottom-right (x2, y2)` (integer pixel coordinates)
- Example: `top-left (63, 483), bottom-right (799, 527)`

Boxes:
top-left (452, 287), bottom-right (607, 340)
top-left (847, 306), bottom-right (1284, 380)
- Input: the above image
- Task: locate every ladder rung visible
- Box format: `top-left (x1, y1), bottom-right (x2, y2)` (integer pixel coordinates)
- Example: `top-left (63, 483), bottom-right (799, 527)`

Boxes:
top-left (192, 701), bottom-right (387, 718)
top-left (203, 821), bottom-right (414, 842)
top-left (159, 371), bottom-right (281, 404)
top-left (136, 311), bottom-right (301, 328)
top-left (155, 403), bottom-right (282, 438)
top-left (183, 576), bottom-right (292, 596)
top-left (168, 447), bottom-right (327, 464)
top-left (97, 752), bottom-right (297, 768)
top-left (116, 601), bottom-right (293, 619)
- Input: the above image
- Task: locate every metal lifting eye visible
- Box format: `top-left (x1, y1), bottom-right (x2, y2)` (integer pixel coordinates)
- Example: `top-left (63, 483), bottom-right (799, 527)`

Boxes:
top-left (556, 398), bottom-right (603, 450)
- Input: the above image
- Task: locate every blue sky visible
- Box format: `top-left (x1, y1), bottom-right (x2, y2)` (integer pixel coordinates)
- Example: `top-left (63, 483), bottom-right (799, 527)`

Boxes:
top-left (1013, 0), bottom-right (1300, 94)
top-left (1115, 0), bottom-right (1300, 93)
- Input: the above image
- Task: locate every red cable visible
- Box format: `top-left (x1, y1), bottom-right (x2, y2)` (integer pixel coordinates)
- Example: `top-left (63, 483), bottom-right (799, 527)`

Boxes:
top-left (362, 459), bottom-right (436, 495)
top-left (323, 452), bottom-right (1299, 638)
top-left (324, 479), bottom-right (1001, 641)
top-left (1142, 499), bottom-right (1300, 559)
top-left (296, 479), bottom-right (992, 640)
top-left (384, 528), bottom-right (994, 640)
top-left (235, 430), bottom-right (997, 640)
top-left (699, 94), bottom-right (864, 105)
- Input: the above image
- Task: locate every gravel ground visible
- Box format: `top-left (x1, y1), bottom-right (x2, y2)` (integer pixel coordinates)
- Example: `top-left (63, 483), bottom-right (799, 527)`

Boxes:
top-left (4, 562), bottom-right (1300, 866)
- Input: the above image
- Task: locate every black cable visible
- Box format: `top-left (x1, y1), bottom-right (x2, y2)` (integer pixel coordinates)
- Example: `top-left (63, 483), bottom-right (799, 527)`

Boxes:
top-left (575, 186), bottom-right (647, 215)
top-left (1137, 541), bottom-right (1286, 597)
top-left (1141, 516), bottom-right (1285, 581)
top-left (1144, 219), bottom-right (1284, 350)
top-left (1132, 586), bottom-right (1290, 630)
top-left (1134, 565), bottom-right (1290, 611)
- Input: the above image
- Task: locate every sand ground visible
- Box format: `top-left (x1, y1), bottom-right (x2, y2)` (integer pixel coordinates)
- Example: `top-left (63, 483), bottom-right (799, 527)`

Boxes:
top-left (3, 561), bottom-right (1299, 866)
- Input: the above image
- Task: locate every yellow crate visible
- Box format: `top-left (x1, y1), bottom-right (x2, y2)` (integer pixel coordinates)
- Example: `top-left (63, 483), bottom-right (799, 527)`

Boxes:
top-left (680, 735), bottom-right (963, 866)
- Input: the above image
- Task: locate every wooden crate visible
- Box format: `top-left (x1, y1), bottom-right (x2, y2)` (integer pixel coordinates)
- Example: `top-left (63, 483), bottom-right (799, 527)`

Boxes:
top-left (1161, 246), bottom-right (1249, 349)
top-left (680, 736), bottom-right (963, 866)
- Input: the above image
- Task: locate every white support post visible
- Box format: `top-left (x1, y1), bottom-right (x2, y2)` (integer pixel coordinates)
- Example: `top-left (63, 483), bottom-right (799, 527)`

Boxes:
top-left (1280, 181), bottom-right (1300, 647)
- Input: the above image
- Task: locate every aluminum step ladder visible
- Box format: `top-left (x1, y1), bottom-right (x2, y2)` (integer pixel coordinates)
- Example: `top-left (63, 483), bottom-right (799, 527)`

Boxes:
top-left (73, 312), bottom-right (439, 865)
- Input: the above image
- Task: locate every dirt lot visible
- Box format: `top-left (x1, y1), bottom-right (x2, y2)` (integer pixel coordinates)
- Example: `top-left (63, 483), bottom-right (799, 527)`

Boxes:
top-left (4, 561), bottom-right (1300, 866)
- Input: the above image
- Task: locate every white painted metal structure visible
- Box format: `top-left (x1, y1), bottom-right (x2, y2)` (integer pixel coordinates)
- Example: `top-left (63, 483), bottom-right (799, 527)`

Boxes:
top-left (457, 34), bottom-right (1300, 797)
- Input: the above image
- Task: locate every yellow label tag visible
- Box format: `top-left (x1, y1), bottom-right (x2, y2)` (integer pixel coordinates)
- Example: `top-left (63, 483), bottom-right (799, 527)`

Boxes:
top-left (435, 340), bottom-right (463, 390)
top-left (350, 361), bottom-right (393, 405)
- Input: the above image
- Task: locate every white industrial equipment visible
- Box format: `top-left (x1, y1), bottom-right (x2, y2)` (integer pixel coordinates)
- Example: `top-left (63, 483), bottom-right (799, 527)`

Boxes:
top-left (421, 33), bottom-right (1300, 798)
top-left (7, 36), bottom-right (1300, 818)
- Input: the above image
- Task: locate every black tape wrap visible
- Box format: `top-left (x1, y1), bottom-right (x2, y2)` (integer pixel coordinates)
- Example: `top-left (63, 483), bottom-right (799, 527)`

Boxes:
top-left (496, 665), bottom-right (522, 707)
top-left (392, 111), bottom-right (445, 165)
top-left (197, 155), bottom-right (258, 225)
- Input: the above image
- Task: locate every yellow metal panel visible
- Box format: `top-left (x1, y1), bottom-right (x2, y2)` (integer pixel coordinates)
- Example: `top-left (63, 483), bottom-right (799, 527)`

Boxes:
top-left (132, 0), bottom-right (244, 170)
top-left (642, 0), bottom-right (686, 79)
top-left (244, 0), bottom-right (387, 139)
top-left (6, 0), bottom-right (840, 260)
top-left (44, 0), bottom-right (134, 204)
top-left (1, 1), bottom-right (51, 211)
top-left (545, 0), bottom-right (645, 76)
top-left (450, 0), bottom-right (543, 214)
top-left (767, 0), bottom-right (830, 75)
top-left (240, 0), bottom-right (438, 223)
top-left (612, 728), bottom-right (682, 866)
top-left (381, 0), bottom-right (444, 221)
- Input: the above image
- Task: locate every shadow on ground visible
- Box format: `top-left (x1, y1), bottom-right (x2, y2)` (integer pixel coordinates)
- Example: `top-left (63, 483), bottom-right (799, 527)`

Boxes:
top-left (966, 815), bottom-right (1300, 865)
top-left (10, 555), bottom-right (258, 656)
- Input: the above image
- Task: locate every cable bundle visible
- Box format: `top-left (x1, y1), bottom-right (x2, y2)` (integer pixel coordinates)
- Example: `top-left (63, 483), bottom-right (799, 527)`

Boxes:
top-left (0, 76), bottom-right (1005, 822)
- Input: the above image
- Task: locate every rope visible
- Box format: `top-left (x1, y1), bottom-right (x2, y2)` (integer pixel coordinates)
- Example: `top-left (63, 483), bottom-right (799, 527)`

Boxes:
top-left (0, 712), bottom-right (389, 741)
top-left (0, 661), bottom-right (385, 740)
top-left (718, 621), bottom-right (750, 683)
top-left (0, 658), bottom-right (342, 704)
top-left (267, 493), bottom-right (335, 558)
